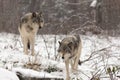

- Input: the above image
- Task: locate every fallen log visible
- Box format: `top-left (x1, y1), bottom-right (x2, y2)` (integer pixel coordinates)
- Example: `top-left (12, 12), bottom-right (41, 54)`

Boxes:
top-left (16, 72), bottom-right (64, 80)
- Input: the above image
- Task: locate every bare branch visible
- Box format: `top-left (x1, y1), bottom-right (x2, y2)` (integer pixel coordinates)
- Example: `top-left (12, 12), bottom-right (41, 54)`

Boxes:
top-left (80, 45), bottom-right (113, 64)
top-left (41, 35), bottom-right (50, 59)
top-left (62, 0), bottom-right (93, 5)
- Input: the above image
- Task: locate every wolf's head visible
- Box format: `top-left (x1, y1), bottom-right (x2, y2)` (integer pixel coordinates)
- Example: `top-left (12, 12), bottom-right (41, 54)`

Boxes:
top-left (58, 39), bottom-right (74, 61)
top-left (57, 35), bottom-right (80, 61)
top-left (31, 12), bottom-right (44, 29)
top-left (21, 12), bottom-right (44, 29)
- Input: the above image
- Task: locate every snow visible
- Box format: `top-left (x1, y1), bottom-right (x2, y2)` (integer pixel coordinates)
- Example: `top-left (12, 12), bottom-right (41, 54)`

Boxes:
top-left (12, 67), bottom-right (63, 78)
top-left (90, 0), bottom-right (97, 8)
top-left (0, 33), bottom-right (120, 80)
top-left (0, 68), bottom-right (19, 80)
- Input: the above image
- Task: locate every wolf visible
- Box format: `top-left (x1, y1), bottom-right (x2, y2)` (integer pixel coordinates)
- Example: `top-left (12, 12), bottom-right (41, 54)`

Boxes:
top-left (18, 12), bottom-right (44, 55)
top-left (57, 35), bottom-right (82, 80)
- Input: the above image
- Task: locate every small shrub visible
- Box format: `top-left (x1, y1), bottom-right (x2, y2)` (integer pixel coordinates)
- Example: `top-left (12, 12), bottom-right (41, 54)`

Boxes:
top-left (44, 65), bottom-right (60, 73)
top-left (24, 62), bottom-right (41, 71)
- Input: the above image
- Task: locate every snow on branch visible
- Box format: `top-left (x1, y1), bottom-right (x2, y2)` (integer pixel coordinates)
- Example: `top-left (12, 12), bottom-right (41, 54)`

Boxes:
top-left (90, 0), bottom-right (97, 8)
top-left (62, 0), bottom-right (93, 5)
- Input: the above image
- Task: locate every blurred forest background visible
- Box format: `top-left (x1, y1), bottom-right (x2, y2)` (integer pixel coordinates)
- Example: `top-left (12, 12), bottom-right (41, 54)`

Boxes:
top-left (0, 0), bottom-right (120, 36)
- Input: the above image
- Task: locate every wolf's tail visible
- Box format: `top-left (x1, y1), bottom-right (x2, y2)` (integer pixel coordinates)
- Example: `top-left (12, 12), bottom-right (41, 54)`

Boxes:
top-left (27, 40), bottom-right (30, 49)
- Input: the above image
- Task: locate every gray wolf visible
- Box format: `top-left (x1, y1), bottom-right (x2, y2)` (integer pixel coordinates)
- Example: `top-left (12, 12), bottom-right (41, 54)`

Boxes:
top-left (57, 35), bottom-right (82, 80)
top-left (18, 12), bottom-right (44, 55)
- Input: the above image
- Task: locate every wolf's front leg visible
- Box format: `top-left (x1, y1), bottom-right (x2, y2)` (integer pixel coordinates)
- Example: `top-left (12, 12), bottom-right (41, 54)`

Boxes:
top-left (30, 36), bottom-right (35, 56)
top-left (74, 44), bottom-right (82, 70)
top-left (70, 60), bottom-right (74, 73)
top-left (73, 56), bottom-right (80, 70)
top-left (21, 37), bottom-right (25, 54)
top-left (65, 60), bottom-right (70, 80)
top-left (24, 38), bottom-right (29, 55)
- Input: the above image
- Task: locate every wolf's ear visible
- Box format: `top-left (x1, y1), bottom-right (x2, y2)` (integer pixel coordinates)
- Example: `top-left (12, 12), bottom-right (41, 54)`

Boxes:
top-left (58, 41), bottom-right (61, 45)
top-left (32, 12), bottom-right (36, 17)
top-left (39, 12), bottom-right (42, 16)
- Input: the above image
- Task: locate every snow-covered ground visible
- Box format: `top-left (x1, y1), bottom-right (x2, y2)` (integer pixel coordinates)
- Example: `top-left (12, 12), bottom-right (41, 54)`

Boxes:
top-left (0, 33), bottom-right (120, 80)
top-left (0, 68), bottom-right (19, 80)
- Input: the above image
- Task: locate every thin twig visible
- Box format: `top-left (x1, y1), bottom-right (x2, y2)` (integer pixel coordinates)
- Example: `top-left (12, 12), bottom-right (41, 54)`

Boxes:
top-left (80, 45), bottom-right (112, 64)
top-left (90, 69), bottom-right (101, 80)
top-left (54, 35), bottom-right (57, 60)
top-left (41, 35), bottom-right (50, 59)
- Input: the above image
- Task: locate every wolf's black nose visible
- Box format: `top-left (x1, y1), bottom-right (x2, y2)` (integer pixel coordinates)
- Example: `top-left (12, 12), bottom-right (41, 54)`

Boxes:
top-left (39, 26), bottom-right (41, 29)
top-left (62, 56), bottom-right (64, 59)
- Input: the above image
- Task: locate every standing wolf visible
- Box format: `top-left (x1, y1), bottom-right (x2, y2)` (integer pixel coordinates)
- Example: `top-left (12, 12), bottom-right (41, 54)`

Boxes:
top-left (18, 12), bottom-right (44, 55)
top-left (58, 35), bottom-right (82, 80)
